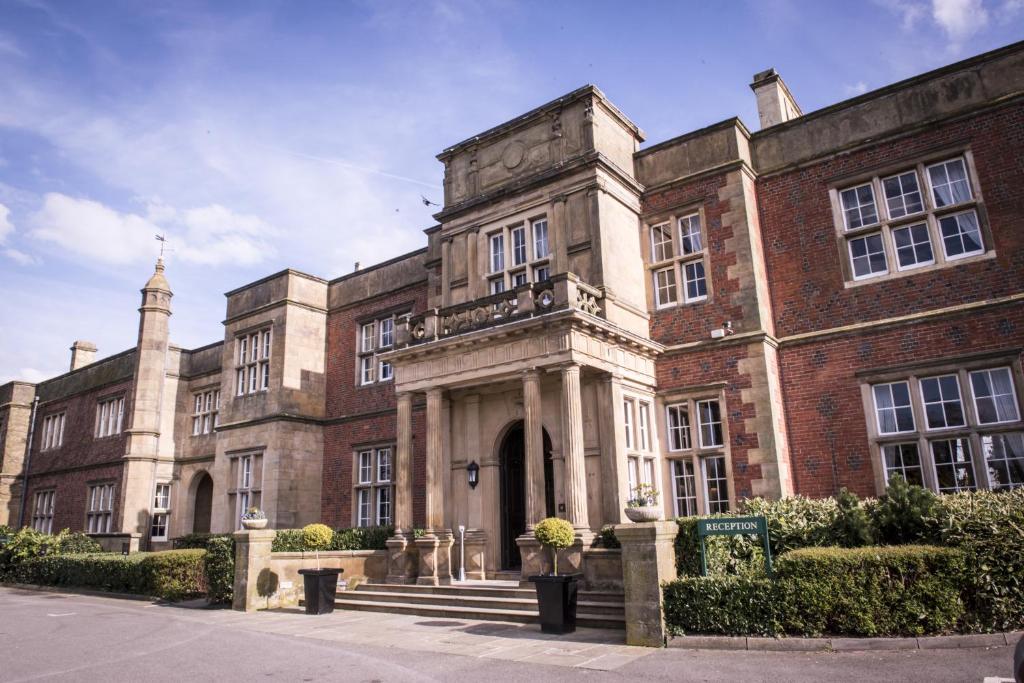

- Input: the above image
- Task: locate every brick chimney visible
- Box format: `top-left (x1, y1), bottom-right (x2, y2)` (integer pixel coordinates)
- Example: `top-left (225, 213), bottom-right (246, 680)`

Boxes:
top-left (750, 68), bottom-right (802, 130)
top-left (69, 340), bottom-right (97, 371)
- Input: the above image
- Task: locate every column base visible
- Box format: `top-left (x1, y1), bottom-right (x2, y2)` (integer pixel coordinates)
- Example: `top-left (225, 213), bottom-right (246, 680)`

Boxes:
top-left (415, 531), bottom-right (454, 586)
top-left (456, 529), bottom-right (487, 581)
top-left (385, 533), bottom-right (418, 585)
top-left (515, 532), bottom-right (545, 585)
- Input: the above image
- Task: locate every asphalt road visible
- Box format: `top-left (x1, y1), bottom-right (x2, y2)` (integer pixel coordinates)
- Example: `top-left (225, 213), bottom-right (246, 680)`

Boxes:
top-left (0, 587), bottom-right (1015, 682)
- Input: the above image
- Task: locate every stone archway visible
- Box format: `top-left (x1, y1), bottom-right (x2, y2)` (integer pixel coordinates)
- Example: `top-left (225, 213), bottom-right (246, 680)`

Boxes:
top-left (192, 472), bottom-right (213, 534)
top-left (497, 421), bottom-right (555, 570)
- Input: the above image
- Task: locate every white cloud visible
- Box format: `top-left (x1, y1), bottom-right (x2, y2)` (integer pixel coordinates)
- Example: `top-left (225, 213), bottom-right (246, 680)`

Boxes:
top-left (4, 248), bottom-right (39, 265)
top-left (28, 193), bottom-right (276, 267)
top-left (932, 0), bottom-right (989, 41)
top-left (844, 82), bottom-right (870, 96)
top-left (875, 0), bottom-right (929, 29)
top-left (0, 202), bottom-right (13, 243)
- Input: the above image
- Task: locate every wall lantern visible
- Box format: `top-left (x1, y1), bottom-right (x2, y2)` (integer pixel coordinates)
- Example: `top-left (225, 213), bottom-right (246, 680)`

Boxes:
top-left (466, 460), bottom-right (480, 489)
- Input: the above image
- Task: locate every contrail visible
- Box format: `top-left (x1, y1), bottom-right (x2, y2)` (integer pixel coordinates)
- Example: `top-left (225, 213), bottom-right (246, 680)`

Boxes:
top-left (254, 142), bottom-right (443, 191)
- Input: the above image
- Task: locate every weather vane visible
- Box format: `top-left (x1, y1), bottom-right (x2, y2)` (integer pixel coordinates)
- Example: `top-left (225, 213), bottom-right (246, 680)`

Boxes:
top-left (155, 233), bottom-right (170, 258)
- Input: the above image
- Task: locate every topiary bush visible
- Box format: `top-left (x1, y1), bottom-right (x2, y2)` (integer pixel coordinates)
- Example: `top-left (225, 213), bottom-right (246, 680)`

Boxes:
top-left (534, 517), bottom-right (575, 575)
top-left (664, 545), bottom-right (964, 637)
top-left (139, 550), bottom-right (207, 601)
top-left (204, 536), bottom-right (235, 604)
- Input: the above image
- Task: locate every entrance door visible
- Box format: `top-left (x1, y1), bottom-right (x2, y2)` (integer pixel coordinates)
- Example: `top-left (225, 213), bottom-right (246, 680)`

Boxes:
top-left (193, 473), bottom-right (213, 534)
top-left (499, 423), bottom-right (526, 570)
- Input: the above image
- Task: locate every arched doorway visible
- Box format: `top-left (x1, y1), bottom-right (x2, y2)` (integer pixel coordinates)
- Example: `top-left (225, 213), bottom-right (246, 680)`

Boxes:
top-left (498, 422), bottom-right (554, 570)
top-left (192, 473), bottom-right (213, 534)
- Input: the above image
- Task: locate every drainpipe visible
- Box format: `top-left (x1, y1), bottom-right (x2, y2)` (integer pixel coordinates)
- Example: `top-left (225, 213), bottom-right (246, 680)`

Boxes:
top-left (17, 396), bottom-right (40, 529)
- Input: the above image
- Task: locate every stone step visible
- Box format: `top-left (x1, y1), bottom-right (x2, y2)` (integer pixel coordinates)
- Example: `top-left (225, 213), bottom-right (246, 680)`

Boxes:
top-left (354, 582), bottom-right (624, 603)
top-left (330, 597), bottom-right (626, 630)
top-left (342, 589), bottom-right (625, 617)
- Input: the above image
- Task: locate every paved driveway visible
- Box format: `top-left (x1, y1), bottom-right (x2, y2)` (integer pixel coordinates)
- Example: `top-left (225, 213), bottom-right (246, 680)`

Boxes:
top-left (0, 587), bottom-right (1015, 682)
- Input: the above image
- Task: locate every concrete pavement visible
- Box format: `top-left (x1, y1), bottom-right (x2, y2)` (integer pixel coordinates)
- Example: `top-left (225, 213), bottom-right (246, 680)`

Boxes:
top-left (0, 587), bottom-right (1016, 682)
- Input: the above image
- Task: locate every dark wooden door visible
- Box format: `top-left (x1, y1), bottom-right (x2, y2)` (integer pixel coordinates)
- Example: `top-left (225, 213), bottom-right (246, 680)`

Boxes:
top-left (193, 473), bottom-right (213, 534)
top-left (500, 423), bottom-right (526, 569)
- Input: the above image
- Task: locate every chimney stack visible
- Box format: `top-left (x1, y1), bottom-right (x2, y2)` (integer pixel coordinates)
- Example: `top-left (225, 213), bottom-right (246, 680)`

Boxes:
top-left (750, 68), bottom-right (802, 130)
top-left (69, 340), bottom-right (97, 371)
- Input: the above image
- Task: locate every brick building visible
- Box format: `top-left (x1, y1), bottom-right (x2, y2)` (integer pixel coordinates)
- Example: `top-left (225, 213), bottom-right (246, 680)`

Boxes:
top-left (1, 42), bottom-right (1021, 579)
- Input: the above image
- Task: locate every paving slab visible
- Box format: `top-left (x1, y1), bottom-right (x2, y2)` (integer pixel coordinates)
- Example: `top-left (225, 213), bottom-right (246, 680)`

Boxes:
top-left (831, 637), bottom-right (919, 651)
top-left (747, 636), bottom-right (831, 652)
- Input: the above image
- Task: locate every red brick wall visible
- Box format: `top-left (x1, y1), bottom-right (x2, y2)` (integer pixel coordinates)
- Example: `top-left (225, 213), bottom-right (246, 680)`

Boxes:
top-left (758, 104), bottom-right (1024, 338)
top-left (644, 172), bottom-right (749, 346)
top-left (655, 344), bottom-right (762, 501)
top-left (24, 378), bottom-right (132, 531)
top-left (321, 280), bottom-right (429, 528)
top-left (779, 305), bottom-right (1024, 499)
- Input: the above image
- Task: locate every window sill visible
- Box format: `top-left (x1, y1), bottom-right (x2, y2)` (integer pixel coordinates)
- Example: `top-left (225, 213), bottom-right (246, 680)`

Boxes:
top-left (843, 250), bottom-right (996, 289)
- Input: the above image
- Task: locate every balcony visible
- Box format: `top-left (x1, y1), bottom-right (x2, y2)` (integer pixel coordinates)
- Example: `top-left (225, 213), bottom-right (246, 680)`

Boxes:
top-left (396, 273), bottom-right (604, 348)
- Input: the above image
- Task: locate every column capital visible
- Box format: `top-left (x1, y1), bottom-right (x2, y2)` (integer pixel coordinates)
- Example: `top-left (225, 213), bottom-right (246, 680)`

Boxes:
top-left (425, 386), bottom-right (445, 399)
top-left (521, 367), bottom-right (541, 382)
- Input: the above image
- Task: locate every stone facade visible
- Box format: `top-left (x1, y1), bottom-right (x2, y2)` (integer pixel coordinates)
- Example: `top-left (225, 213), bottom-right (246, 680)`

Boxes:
top-left (1, 43), bottom-right (1022, 580)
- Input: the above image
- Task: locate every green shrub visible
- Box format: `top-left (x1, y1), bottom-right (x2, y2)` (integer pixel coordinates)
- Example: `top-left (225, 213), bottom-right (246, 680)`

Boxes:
top-left (0, 527), bottom-right (99, 578)
top-left (675, 515), bottom-right (766, 577)
top-left (832, 488), bottom-right (875, 547)
top-left (172, 533), bottom-right (231, 550)
top-left (271, 526), bottom-right (394, 552)
top-left (775, 545), bottom-right (964, 636)
top-left (593, 525), bottom-right (620, 549)
top-left (664, 575), bottom-right (780, 637)
top-left (934, 488), bottom-right (1024, 632)
top-left (57, 532), bottom-right (103, 555)
top-left (872, 475), bottom-right (938, 544)
top-left (13, 549), bottom-right (208, 601)
top-left (204, 536), bottom-right (235, 604)
top-left (665, 545), bottom-right (964, 637)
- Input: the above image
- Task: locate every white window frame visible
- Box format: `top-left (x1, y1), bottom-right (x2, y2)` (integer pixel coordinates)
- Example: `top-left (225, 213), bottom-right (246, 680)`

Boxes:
top-left (86, 483), bottom-right (114, 534)
top-left (358, 313), bottom-right (403, 386)
top-left (95, 396), bottom-right (124, 438)
top-left (354, 446), bottom-right (395, 527)
top-left (646, 210), bottom-right (708, 310)
top-left (919, 374), bottom-right (966, 432)
top-left (32, 490), bottom-right (55, 533)
top-left (831, 154), bottom-right (987, 285)
top-left (191, 389), bottom-right (220, 436)
top-left (235, 328), bottom-right (271, 396)
top-left (872, 381), bottom-right (916, 435)
top-left (233, 452), bottom-right (262, 529)
top-left (666, 403), bottom-right (691, 451)
top-left (151, 483), bottom-right (171, 541)
top-left (483, 215), bottom-right (551, 293)
top-left (970, 367), bottom-right (1020, 425)
top-left (41, 412), bottom-right (66, 451)
top-left (697, 399), bottom-right (724, 449)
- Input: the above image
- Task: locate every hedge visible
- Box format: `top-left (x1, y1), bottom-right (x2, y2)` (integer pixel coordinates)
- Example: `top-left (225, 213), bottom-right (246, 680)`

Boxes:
top-left (172, 533), bottom-right (232, 550)
top-left (0, 527), bottom-right (103, 578)
top-left (664, 545), bottom-right (964, 637)
top-left (12, 549), bottom-right (207, 601)
top-left (271, 525), bottom-right (394, 552)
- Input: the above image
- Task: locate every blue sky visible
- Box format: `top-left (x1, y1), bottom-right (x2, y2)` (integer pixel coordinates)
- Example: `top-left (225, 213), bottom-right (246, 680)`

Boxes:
top-left (0, 0), bottom-right (1021, 384)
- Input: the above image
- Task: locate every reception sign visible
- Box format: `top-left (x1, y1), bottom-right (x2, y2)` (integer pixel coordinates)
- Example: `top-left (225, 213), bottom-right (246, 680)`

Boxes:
top-left (696, 515), bottom-right (773, 576)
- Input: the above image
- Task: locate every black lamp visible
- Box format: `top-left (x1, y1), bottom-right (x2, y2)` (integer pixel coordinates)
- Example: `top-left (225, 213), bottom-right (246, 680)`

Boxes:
top-left (466, 460), bottom-right (480, 489)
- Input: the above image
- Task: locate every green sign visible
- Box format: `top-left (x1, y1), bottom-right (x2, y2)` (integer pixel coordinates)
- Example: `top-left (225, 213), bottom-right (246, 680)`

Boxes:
top-left (696, 515), bottom-right (773, 576)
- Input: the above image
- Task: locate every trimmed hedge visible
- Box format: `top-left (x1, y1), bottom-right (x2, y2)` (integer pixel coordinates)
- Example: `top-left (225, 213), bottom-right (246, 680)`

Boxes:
top-left (12, 549), bottom-right (207, 601)
top-left (204, 536), bottom-right (235, 604)
top-left (271, 525), bottom-right (394, 552)
top-left (172, 533), bottom-right (232, 550)
top-left (664, 545), bottom-right (964, 637)
top-left (0, 527), bottom-right (103, 578)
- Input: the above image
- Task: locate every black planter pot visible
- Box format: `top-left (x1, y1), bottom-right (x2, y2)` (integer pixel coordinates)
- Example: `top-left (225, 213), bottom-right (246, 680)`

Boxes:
top-left (298, 568), bottom-right (342, 615)
top-left (529, 573), bottom-right (580, 634)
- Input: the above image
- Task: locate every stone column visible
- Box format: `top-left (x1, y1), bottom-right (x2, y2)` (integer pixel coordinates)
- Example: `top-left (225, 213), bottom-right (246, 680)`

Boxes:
top-left (522, 368), bottom-right (544, 528)
top-left (614, 521), bottom-right (679, 647)
top-left (232, 529), bottom-right (275, 612)
top-left (386, 392), bottom-right (417, 584)
top-left (560, 364), bottom-right (590, 533)
top-left (598, 373), bottom-right (630, 524)
top-left (416, 387), bottom-right (453, 585)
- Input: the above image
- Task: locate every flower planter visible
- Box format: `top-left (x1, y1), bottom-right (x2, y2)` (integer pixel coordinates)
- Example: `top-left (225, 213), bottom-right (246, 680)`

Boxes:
top-left (241, 518), bottom-right (268, 530)
top-left (529, 574), bottom-right (580, 634)
top-left (624, 506), bottom-right (662, 522)
top-left (298, 568), bottom-right (343, 615)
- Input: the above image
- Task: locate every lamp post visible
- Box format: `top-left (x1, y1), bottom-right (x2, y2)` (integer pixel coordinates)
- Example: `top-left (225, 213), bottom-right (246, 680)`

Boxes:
top-left (458, 524), bottom-right (466, 582)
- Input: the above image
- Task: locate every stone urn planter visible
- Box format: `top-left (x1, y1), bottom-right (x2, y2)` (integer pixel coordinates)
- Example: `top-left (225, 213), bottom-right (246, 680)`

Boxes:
top-left (241, 517), bottom-right (268, 530)
top-left (624, 506), bottom-right (662, 522)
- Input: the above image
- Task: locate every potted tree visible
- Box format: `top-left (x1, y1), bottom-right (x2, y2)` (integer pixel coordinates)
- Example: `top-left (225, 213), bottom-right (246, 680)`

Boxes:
top-left (240, 507), bottom-right (268, 530)
top-left (624, 483), bottom-right (662, 522)
top-left (529, 517), bottom-right (579, 634)
top-left (296, 523), bottom-right (343, 615)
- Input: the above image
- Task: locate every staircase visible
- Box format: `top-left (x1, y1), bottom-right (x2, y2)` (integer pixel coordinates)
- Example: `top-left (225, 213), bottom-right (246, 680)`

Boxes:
top-left (330, 581), bottom-right (625, 630)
